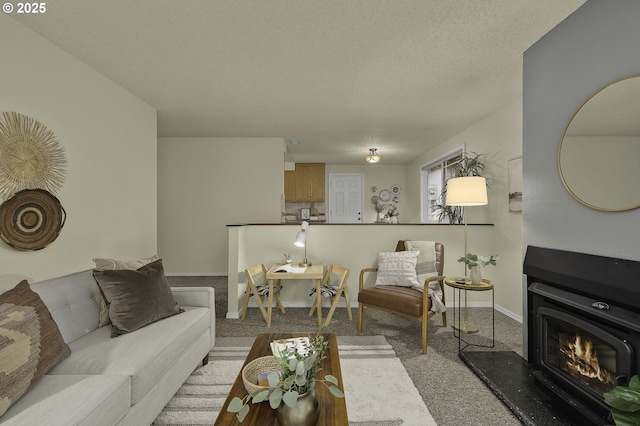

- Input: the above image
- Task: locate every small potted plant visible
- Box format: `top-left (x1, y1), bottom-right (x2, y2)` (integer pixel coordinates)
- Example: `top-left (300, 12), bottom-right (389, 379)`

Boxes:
top-left (372, 198), bottom-right (386, 223)
top-left (227, 334), bottom-right (344, 423)
top-left (457, 253), bottom-right (499, 284)
top-left (385, 204), bottom-right (399, 223)
top-left (604, 374), bottom-right (640, 425)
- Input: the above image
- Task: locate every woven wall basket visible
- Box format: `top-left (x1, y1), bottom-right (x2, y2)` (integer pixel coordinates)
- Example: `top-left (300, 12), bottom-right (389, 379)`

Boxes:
top-left (0, 189), bottom-right (66, 251)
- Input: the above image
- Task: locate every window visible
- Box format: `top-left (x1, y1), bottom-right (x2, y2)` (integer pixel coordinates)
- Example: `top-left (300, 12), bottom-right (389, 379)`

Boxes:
top-left (420, 147), bottom-right (464, 223)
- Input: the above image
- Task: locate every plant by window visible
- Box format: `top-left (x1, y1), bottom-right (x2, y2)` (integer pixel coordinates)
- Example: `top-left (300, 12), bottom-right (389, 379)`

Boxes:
top-left (433, 151), bottom-right (487, 224)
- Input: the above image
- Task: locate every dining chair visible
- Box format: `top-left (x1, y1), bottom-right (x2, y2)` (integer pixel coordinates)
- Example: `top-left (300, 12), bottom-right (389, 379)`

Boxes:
top-left (308, 264), bottom-right (351, 326)
top-left (242, 264), bottom-right (286, 321)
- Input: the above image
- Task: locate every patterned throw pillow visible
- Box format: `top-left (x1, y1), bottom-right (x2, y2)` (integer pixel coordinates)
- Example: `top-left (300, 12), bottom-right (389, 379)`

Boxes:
top-left (0, 280), bottom-right (71, 417)
top-left (92, 254), bottom-right (159, 327)
top-left (93, 258), bottom-right (184, 337)
top-left (374, 251), bottom-right (420, 287)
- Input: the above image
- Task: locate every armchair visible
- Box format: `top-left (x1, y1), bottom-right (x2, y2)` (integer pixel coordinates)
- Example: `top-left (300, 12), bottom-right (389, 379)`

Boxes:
top-left (357, 241), bottom-right (446, 354)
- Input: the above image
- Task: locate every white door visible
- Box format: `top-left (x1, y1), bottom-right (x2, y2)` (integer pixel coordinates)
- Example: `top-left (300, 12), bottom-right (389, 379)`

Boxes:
top-left (329, 174), bottom-right (363, 223)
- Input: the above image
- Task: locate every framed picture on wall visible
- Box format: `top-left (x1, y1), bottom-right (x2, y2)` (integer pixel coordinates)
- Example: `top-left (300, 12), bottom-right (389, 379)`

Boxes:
top-left (300, 208), bottom-right (310, 220)
top-left (508, 156), bottom-right (523, 213)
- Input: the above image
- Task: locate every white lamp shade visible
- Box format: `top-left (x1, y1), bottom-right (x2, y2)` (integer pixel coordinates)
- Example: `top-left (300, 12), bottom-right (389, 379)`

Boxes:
top-left (446, 176), bottom-right (488, 206)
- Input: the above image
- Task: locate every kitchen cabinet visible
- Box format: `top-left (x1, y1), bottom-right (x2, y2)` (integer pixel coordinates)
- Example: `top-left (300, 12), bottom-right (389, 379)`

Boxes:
top-left (284, 163), bottom-right (325, 202)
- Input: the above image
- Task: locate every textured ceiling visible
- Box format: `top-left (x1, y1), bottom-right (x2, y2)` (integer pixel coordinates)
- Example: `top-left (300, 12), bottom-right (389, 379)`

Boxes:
top-left (11, 0), bottom-right (585, 164)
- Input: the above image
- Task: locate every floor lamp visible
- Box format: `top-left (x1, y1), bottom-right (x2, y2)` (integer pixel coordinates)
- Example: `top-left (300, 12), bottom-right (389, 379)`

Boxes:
top-left (446, 176), bottom-right (488, 333)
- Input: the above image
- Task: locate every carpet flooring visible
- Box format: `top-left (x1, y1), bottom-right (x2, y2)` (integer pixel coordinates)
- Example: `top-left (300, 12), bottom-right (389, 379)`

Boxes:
top-left (154, 335), bottom-right (437, 426)
top-left (167, 276), bottom-right (525, 425)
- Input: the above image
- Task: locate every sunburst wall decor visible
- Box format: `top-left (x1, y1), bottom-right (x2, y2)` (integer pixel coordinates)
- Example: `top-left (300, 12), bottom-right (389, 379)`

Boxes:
top-left (0, 111), bottom-right (67, 201)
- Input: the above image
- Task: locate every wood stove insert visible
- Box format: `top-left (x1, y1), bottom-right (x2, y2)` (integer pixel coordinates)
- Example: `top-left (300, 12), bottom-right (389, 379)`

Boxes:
top-left (525, 246), bottom-right (640, 426)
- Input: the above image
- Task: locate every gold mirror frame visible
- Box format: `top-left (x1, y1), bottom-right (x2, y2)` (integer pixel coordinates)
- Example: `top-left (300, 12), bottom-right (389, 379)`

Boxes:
top-left (558, 75), bottom-right (640, 211)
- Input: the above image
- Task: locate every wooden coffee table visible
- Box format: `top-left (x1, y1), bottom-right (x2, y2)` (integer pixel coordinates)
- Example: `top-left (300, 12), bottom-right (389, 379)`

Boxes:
top-left (214, 332), bottom-right (348, 425)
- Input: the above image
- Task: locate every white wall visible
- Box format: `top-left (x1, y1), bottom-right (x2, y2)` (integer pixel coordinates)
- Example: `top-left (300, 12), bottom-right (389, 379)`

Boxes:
top-left (157, 137), bottom-right (285, 274)
top-left (405, 100), bottom-right (524, 317)
top-left (0, 15), bottom-right (157, 290)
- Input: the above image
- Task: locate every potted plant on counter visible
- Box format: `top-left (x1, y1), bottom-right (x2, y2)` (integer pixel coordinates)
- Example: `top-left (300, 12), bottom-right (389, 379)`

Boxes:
top-left (227, 334), bottom-right (344, 424)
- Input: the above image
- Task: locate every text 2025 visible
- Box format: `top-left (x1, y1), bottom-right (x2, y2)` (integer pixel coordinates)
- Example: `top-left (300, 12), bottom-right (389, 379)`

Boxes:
top-left (17, 2), bottom-right (46, 13)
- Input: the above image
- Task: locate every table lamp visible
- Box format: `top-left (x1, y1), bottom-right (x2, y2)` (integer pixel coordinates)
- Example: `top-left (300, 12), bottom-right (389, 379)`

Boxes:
top-left (294, 221), bottom-right (311, 266)
top-left (446, 176), bottom-right (487, 333)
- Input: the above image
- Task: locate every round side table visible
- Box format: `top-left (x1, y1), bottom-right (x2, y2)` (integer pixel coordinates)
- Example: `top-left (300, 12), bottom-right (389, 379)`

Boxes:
top-left (444, 276), bottom-right (495, 352)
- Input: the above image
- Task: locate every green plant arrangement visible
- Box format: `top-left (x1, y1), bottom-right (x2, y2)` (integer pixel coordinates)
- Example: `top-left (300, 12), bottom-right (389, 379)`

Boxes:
top-left (227, 334), bottom-right (344, 422)
top-left (457, 253), bottom-right (499, 268)
top-left (434, 151), bottom-right (487, 224)
top-left (603, 375), bottom-right (640, 426)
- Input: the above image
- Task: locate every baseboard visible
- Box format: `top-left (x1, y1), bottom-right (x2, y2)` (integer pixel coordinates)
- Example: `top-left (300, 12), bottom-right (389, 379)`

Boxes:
top-left (165, 272), bottom-right (228, 277)
top-left (445, 301), bottom-right (523, 323)
top-left (236, 300), bottom-right (523, 323)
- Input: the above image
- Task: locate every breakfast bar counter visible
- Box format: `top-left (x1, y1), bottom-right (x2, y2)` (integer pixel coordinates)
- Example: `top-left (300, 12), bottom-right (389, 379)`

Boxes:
top-left (226, 223), bottom-right (494, 320)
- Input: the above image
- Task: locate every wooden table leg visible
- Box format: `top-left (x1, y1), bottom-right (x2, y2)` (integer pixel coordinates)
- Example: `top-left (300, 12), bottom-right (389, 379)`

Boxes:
top-left (316, 278), bottom-right (322, 327)
top-left (267, 279), bottom-right (274, 328)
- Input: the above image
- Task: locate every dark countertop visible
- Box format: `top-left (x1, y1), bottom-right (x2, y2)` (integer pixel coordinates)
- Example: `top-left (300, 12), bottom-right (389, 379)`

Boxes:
top-left (227, 223), bottom-right (494, 226)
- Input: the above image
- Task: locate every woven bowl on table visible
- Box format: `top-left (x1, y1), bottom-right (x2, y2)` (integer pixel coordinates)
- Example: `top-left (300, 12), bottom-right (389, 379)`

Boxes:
top-left (242, 356), bottom-right (283, 395)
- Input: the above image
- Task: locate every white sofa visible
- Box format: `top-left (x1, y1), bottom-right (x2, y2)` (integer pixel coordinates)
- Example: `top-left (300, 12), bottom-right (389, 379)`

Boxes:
top-left (0, 270), bottom-right (215, 426)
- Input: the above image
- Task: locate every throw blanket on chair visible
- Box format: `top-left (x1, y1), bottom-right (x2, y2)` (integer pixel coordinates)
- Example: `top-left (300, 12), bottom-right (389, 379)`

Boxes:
top-left (404, 241), bottom-right (446, 314)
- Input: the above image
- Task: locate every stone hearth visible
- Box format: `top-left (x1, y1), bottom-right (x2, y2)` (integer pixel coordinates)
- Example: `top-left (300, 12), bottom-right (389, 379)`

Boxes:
top-left (461, 351), bottom-right (583, 426)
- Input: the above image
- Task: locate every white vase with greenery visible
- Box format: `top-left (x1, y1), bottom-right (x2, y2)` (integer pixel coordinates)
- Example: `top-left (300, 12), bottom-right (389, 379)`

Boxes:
top-left (457, 253), bottom-right (499, 284)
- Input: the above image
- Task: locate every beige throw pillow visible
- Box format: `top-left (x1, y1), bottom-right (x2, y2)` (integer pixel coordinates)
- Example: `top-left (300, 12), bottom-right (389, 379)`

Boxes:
top-left (374, 251), bottom-right (420, 288)
top-left (92, 254), bottom-right (159, 326)
top-left (92, 254), bottom-right (159, 271)
top-left (92, 259), bottom-right (183, 337)
top-left (0, 280), bottom-right (71, 417)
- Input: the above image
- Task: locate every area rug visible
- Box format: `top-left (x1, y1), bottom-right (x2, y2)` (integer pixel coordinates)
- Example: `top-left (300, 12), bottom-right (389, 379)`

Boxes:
top-left (153, 335), bottom-right (437, 426)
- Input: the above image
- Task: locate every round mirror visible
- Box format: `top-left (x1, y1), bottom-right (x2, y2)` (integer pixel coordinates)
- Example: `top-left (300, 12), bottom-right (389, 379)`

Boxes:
top-left (559, 75), bottom-right (640, 211)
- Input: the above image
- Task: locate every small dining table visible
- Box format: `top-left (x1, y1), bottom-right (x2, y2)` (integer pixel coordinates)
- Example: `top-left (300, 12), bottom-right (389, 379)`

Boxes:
top-left (265, 263), bottom-right (324, 327)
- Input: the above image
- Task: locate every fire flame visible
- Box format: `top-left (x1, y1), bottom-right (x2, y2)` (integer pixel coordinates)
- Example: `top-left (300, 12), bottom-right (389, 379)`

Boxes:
top-left (560, 333), bottom-right (614, 386)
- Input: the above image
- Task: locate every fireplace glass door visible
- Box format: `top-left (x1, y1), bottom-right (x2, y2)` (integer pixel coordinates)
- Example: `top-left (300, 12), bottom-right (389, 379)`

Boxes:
top-left (537, 307), bottom-right (633, 406)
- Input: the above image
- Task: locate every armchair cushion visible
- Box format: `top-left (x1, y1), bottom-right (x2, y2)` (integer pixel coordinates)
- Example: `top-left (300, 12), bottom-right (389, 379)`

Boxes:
top-left (374, 251), bottom-right (420, 288)
top-left (358, 285), bottom-right (427, 317)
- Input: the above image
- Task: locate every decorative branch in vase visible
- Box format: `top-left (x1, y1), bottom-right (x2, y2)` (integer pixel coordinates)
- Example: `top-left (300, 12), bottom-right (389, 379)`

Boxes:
top-left (227, 334), bottom-right (344, 423)
top-left (457, 253), bottom-right (499, 284)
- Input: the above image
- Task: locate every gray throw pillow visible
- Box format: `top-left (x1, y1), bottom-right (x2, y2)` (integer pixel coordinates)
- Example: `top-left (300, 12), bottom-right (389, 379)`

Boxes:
top-left (92, 254), bottom-right (160, 327)
top-left (92, 259), bottom-right (183, 337)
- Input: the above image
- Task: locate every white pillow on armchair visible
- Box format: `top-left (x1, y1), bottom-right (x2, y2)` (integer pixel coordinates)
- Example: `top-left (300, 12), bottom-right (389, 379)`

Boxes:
top-left (374, 251), bottom-right (420, 288)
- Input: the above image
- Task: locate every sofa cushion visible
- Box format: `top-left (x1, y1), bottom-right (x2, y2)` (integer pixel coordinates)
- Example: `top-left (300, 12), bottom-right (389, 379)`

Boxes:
top-left (0, 280), bottom-right (71, 418)
top-left (92, 254), bottom-right (159, 327)
top-left (0, 374), bottom-right (130, 426)
top-left (374, 251), bottom-right (420, 288)
top-left (92, 259), bottom-right (184, 337)
top-left (30, 270), bottom-right (102, 344)
top-left (48, 306), bottom-right (210, 405)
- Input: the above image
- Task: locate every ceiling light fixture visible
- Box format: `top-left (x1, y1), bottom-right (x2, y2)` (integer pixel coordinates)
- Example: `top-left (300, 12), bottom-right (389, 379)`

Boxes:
top-left (364, 148), bottom-right (382, 163)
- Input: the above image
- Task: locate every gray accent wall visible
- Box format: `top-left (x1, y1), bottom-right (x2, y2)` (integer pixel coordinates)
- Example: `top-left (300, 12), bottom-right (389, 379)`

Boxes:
top-left (523, 0), bottom-right (640, 262)
top-left (522, 0), bottom-right (640, 354)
